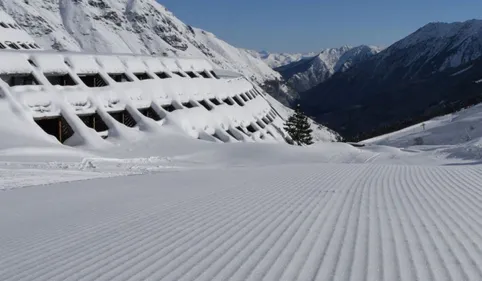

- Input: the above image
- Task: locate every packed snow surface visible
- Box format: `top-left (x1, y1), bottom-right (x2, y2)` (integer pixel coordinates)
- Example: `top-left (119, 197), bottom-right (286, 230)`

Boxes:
top-left (1, 113), bottom-right (482, 280)
top-left (2, 160), bottom-right (482, 281)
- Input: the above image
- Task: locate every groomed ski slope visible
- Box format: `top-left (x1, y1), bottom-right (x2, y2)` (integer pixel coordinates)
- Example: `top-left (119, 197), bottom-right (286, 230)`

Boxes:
top-left (362, 103), bottom-right (482, 148)
top-left (1, 159), bottom-right (482, 281)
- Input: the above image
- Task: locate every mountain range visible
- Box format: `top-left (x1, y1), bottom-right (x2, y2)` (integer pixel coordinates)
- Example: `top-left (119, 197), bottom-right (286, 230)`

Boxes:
top-left (274, 45), bottom-right (382, 93)
top-left (0, 0), bottom-right (296, 105)
top-left (300, 19), bottom-right (482, 140)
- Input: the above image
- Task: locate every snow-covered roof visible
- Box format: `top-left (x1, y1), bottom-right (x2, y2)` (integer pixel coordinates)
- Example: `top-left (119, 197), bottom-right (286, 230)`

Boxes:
top-left (120, 56), bottom-right (147, 73)
top-left (0, 48), bottom-right (303, 147)
top-left (0, 49), bottom-right (225, 76)
top-left (0, 52), bottom-right (31, 74)
top-left (31, 54), bottom-right (69, 74)
top-left (65, 55), bottom-right (100, 74)
top-left (176, 58), bottom-right (214, 72)
top-left (143, 57), bottom-right (166, 73)
top-left (96, 56), bottom-right (125, 74)
top-left (0, 50), bottom-right (329, 150)
top-left (160, 58), bottom-right (180, 72)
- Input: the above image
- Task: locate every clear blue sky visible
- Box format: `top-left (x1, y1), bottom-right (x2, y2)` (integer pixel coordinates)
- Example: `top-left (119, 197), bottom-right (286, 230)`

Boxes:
top-left (158, 0), bottom-right (482, 53)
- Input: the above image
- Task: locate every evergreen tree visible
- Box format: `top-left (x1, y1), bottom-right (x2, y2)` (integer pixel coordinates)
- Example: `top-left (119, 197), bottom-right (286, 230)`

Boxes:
top-left (284, 104), bottom-right (314, 146)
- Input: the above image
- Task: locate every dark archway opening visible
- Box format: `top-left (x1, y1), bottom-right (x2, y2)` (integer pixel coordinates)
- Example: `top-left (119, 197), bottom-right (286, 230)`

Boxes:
top-left (79, 113), bottom-right (109, 138)
top-left (109, 73), bottom-right (132, 83)
top-left (138, 107), bottom-right (162, 121)
top-left (45, 73), bottom-right (77, 86)
top-left (134, 73), bottom-right (152, 80)
top-left (35, 116), bottom-right (74, 143)
top-left (78, 73), bottom-right (107, 87)
top-left (109, 110), bottom-right (137, 128)
top-left (1, 73), bottom-right (39, 86)
top-left (247, 124), bottom-right (257, 133)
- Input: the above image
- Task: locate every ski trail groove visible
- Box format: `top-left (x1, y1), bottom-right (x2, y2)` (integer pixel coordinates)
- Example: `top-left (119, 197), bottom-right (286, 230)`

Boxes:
top-left (1, 163), bottom-right (482, 281)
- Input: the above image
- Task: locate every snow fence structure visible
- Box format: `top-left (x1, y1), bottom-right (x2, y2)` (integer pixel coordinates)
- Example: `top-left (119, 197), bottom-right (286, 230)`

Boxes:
top-left (0, 49), bottom-right (288, 147)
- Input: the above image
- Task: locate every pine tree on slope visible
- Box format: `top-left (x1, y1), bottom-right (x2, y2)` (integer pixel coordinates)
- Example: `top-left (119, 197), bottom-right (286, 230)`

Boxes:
top-left (284, 104), bottom-right (314, 146)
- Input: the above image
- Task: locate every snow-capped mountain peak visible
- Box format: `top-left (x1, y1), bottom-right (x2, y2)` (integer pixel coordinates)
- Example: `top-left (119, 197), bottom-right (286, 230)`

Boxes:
top-left (335, 45), bottom-right (383, 72)
top-left (394, 20), bottom-right (482, 49)
top-left (275, 45), bottom-right (382, 93)
top-left (300, 19), bottom-right (482, 140)
top-left (385, 19), bottom-right (482, 71)
top-left (315, 45), bottom-right (352, 71)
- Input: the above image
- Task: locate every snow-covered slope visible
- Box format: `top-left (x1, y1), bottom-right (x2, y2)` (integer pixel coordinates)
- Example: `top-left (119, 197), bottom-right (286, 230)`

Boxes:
top-left (0, 0), bottom-right (295, 103)
top-left (245, 50), bottom-right (317, 68)
top-left (0, 48), bottom-right (304, 148)
top-left (4, 8), bottom-right (482, 280)
top-left (1, 128), bottom-right (482, 280)
top-left (363, 103), bottom-right (482, 160)
top-left (0, 37), bottom-right (481, 281)
top-left (301, 20), bottom-right (482, 140)
top-left (335, 45), bottom-right (383, 72)
top-left (261, 91), bottom-right (340, 142)
top-left (385, 20), bottom-right (482, 71)
top-left (0, 4), bottom-right (339, 148)
top-left (363, 103), bottom-right (482, 147)
top-left (276, 46), bottom-right (351, 93)
top-left (276, 45), bottom-right (381, 92)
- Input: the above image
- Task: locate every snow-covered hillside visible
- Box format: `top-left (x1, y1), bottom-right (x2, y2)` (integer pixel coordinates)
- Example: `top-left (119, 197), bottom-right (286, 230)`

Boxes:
top-left (0, 46), bottom-right (341, 148)
top-left (1, 8), bottom-right (482, 280)
top-left (386, 20), bottom-right (482, 71)
top-left (0, 4), bottom-right (339, 147)
top-left (261, 92), bottom-right (340, 143)
top-left (0, 0), bottom-right (295, 103)
top-left (301, 19), bottom-right (482, 139)
top-left (245, 50), bottom-right (317, 68)
top-left (277, 45), bottom-right (381, 92)
top-left (363, 103), bottom-right (482, 160)
top-left (1, 111), bottom-right (482, 280)
top-left (335, 45), bottom-right (383, 72)
top-left (0, 20), bottom-right (481, 278)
